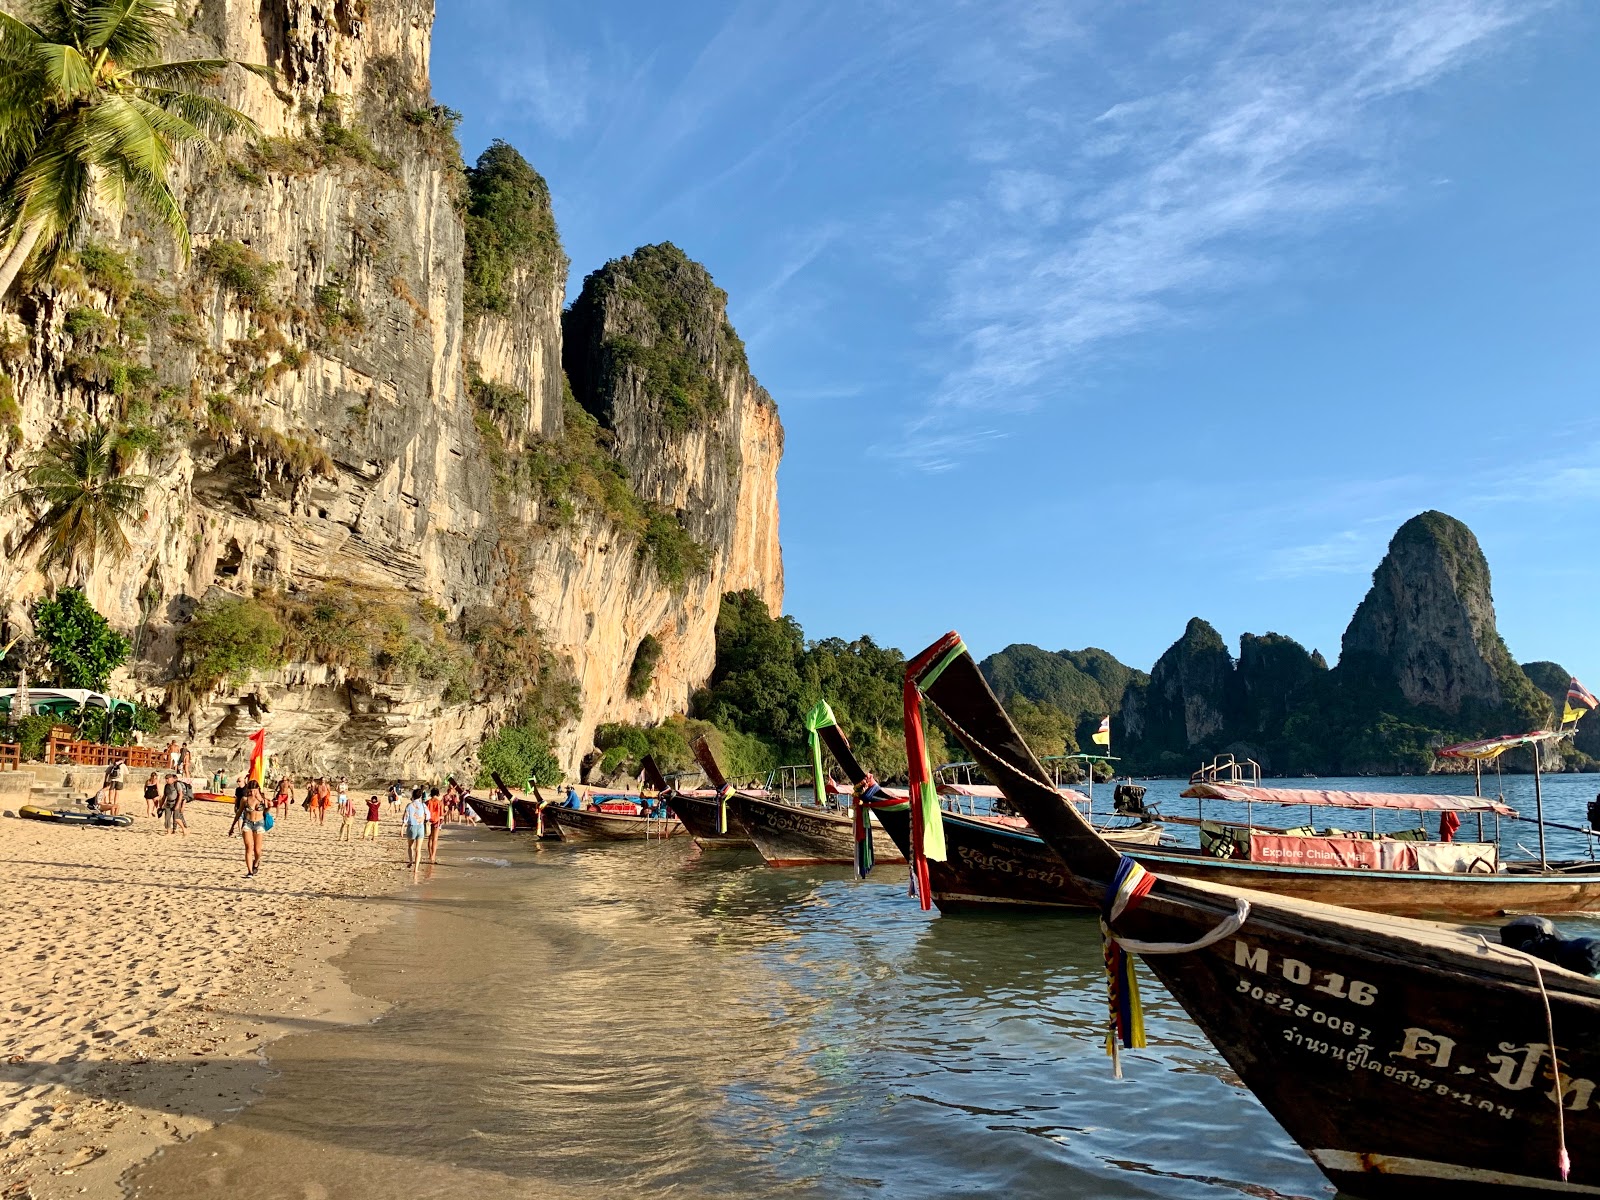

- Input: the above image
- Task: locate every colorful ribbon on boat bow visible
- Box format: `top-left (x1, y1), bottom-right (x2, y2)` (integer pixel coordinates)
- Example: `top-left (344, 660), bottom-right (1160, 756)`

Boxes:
top-left (903, 642), bottom-right (956, 910)
top-left (716, 782), bottom-right (735, 835)
top-left (852, 776), bottom-right (879, 878)
top-left (1101, 855), bottom-right (1156, 1077)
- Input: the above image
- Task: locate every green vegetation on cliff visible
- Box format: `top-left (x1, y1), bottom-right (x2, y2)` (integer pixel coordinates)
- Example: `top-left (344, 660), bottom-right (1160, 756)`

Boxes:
top-left (564, 243), bottom-right (749, 434)
top-left (462, 140), bottom-right (564, 320)
top-left (981, 642), bottom-right (1148, 751)
top-left (593, 590), bottom-right (949, 786)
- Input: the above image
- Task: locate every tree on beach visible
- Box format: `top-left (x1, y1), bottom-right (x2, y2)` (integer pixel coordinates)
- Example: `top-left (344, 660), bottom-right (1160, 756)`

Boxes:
top-left (0, 0), bottom-right (269, 299)
top-left (9, 421), bottom-right (151, 580)
top-left (32, 586), bottom-right (129, 688)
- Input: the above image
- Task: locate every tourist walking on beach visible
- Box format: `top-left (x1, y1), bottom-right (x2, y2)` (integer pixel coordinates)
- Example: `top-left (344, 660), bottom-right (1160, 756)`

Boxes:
top-left (178, 743), bottom-right (193, 776)
top-left (102, 759), bottom-right (126, 816)
top-left (362, 794), bottom-right (382, 839)
top-left (160, 772), bottom-right (188, 836)
top-left (336, 787), bottom-right (354, 841)
top-left (229, 779), bottom-right (269, 878)
top-left (402, 791), bottom-right (428, 880)
top-left (273, 775), bottom-right (292, 818)
top-left (387, 782), bottom-right (402, 814)
top-left (425, 788), bottom-right (445, 864)
top-left (143, 772), bottom-right (160, 818)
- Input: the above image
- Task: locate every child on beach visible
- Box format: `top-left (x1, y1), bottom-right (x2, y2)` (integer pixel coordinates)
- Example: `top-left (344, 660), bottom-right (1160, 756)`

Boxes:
top-left (336, 788), bottom-right (354, 841)
top-left (362, 795), bottom-right (382, 839)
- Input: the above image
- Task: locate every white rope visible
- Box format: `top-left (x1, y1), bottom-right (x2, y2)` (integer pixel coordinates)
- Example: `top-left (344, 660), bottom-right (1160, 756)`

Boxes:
top-left (1477, 935), bottom-right (1572, 1180)
top-left (1111, 896), bottom-right (1252, 955)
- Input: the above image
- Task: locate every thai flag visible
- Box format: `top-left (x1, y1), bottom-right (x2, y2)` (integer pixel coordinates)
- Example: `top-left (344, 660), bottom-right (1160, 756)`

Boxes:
top-left (1565, 678), bottom-right (1599, 725)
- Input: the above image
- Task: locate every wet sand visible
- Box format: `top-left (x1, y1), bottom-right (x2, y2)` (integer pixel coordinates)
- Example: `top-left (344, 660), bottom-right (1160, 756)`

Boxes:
top-left (0, 799), bottom-right (425, 1200)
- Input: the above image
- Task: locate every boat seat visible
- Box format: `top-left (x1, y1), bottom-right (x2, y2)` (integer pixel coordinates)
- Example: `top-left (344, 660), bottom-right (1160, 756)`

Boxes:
top-left (1199, 821), bottom-right (1250, 860)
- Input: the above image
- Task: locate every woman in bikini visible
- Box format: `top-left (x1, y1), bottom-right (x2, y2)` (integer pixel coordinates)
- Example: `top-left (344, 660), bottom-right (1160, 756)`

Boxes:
top-left (229, 780), bottom-right (269, 877)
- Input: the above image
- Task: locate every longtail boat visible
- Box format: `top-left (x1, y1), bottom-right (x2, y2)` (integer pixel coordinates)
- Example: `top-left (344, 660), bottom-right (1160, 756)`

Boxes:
top-left (881, 711), bottom-right (1600, 918)
top-left (464, 794), bottom-right (512, 829)
top-left (815, 721), bottom-right (1160, 911)
top-left (908, 631), bottom-right (1600, 1199)
top-left (644, 753), bottom-right (752, 848)
top-left (692, 736), bottom-right (904, 869)
top-left (543, 799), bottom-right (684, 842)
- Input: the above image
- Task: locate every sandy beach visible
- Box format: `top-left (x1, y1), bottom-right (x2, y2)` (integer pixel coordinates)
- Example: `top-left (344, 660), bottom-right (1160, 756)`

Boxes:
top-left (0, 797), bottom-right (421, 1200)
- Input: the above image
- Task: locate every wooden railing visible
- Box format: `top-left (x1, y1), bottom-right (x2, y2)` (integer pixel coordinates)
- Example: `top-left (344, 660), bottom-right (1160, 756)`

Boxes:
top-left (0, 743), bottom-right (18, 771)
top-left (40, 739), bottom-right (166, 769)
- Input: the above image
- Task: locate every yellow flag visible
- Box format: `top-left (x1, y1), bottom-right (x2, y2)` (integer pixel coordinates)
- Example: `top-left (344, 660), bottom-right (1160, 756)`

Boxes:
top-left (1092, 716), bottom-right (1111, 747)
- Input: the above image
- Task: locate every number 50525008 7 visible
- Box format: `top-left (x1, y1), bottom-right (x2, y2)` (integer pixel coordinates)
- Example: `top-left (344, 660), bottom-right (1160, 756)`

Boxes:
top-left (1236, 979), bottom-right (1372, 1039)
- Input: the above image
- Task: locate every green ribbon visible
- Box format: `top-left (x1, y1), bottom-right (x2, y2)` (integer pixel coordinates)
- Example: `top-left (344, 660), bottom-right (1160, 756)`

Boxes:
top-left (804, 700), bottom-right (838, 806)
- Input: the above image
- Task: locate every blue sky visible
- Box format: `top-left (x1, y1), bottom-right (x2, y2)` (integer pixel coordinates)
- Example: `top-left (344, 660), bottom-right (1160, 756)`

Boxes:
top-left (432, 1), bottom-right (1599, 686)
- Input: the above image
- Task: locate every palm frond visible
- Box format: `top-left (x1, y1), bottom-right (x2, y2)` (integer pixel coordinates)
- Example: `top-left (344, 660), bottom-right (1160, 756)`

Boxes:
top-left (83, 0), bottom-right (166, 64)
top-left (34, 39), bottom-right (94, 98)
top-left (135, 86), bottom-right (258, 141)
top-left (10, 423), bottom-right (149, 572)
top-left (116, 155), bottom-right (185, 256)
top-left (0, 9), bottom-right (48, 50)
top-left (126, 57), bottom-right (227, 88)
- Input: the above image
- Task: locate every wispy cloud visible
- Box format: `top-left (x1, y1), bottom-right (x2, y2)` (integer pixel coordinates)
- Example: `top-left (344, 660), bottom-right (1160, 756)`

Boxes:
top-left (910, 0), bottom-right (1538, 451)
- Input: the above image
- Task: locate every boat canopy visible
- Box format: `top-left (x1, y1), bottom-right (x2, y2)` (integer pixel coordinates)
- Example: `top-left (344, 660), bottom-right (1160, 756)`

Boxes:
top-left (1435, 730), bottom-right (1565, 761)
top-left (939, 781), bottom-right (1090, 803)
top-left (1181, 781), bottom-right (1516, 815)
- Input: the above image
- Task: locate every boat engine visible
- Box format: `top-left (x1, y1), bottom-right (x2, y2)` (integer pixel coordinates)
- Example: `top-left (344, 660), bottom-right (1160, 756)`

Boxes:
top-left (1113, 783), bottom-right (1149, 816)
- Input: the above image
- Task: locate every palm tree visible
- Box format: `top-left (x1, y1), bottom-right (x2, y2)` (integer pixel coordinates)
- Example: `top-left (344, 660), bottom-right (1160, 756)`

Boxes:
top-left (0, 0), bottom-right (268, 299)
top-left (9, 422), bottom-right (151, 580)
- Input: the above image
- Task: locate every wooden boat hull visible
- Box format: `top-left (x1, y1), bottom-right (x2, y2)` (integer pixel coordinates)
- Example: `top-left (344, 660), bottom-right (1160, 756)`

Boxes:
top-left (660, 792), bottom-right (752, 847)
top-left (464, 796), bottom-right (510, 829)
top-left (545, 805), bottom-right (684, 842)
top-left (912, 633), bottom-right (1600, 1198)
top-left (873, 807), bottom-right (1163, 911)
top-left (1141, 882), bottom-right (1600, 1199)
top-left (1132, 849), bottom-right (1600, 919)
top-left (730, 793), bottom-right (905, 868)
top-left (504, 798), bottom-right (564, 839)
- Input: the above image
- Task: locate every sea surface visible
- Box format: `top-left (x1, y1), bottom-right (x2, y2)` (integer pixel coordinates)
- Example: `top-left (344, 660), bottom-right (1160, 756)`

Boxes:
top-left (128, 774), bottom-right (1600, 1200)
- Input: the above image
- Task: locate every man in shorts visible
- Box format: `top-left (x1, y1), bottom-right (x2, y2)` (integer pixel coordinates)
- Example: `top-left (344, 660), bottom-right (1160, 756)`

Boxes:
top-left (160, 772), bottom-right (187, 836)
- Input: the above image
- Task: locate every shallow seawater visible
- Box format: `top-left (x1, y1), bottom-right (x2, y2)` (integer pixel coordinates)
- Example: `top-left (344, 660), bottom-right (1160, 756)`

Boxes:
top-left (127, 837), bottom-right (1325, 1199)
top-left (129, 773), bottom-right (1600, 1200)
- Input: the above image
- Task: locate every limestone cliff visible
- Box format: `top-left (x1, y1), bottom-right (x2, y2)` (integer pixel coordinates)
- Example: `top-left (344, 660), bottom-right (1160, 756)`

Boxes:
top-left (563, 243), bottom-right (784, 613)
top-left (1117, 618), bottom-right (1234, 769)
top-left (0, 2), bottom-right (782, 781)
top-left (1340, 512), bottom-right (1546, 728)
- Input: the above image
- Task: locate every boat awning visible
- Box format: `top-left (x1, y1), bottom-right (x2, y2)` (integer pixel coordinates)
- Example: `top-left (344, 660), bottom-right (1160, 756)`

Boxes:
top-left (939, 781), bottom-right (1090, 803)
top-left (1435, 730), bottom-right (1565, 761)
top-left (1181, 782), bottom-right (1516, 815)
